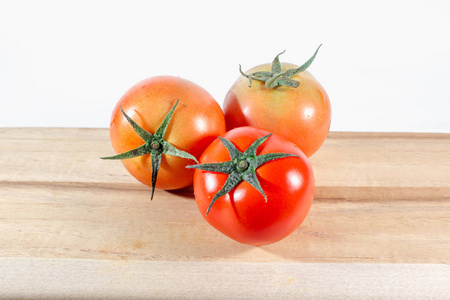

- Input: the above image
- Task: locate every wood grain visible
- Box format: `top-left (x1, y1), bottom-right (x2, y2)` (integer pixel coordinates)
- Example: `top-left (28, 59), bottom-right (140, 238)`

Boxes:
top-left (0, 128), bottom-right (449, 298)
top-left (1, 128), bottom-right (448, 197)
top-left (1, 258), bottom-right (449, 299)
top-left (0, 128), bottom-right (449, 263)
top-left (1, 180), bottom-right (449, 263)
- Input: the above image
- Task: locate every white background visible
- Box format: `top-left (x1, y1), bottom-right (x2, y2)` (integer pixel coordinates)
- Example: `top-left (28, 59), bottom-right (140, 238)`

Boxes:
top-left (1, 0), bottom-right (449, 132)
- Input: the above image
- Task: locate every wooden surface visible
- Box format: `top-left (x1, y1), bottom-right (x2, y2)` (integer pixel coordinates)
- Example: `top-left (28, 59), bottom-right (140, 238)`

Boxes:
top-left (0, 128), bottom-right (449, 299)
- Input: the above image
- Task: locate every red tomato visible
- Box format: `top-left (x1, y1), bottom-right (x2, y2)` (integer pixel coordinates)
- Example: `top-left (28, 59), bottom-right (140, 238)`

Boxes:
top-left (189, 126), bottom-right (315, 246)
top-left (223, 48), bottom-right (331, 157)
top-left (107, 76), bottom-right (226, 193)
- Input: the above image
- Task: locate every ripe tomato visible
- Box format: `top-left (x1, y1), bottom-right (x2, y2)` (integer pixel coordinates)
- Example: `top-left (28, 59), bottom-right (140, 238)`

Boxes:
top-left (223, 47), bottom-right (331, 157)
top-left (188, 126), bottom-right (315, 246)
top-left (106, 76), bottom-right (226, 195)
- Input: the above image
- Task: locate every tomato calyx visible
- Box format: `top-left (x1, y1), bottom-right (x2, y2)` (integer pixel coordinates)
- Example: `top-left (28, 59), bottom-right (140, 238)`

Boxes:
top-left (239, 44), bottom-right (322, 89)
top-left (236, 159), bottom-right (249, 172)
top-left (150, 141), bottom-right (161, 150)
top-left (102, 99), bottom-right (198, 200)
top-left (187, 133), bottom-right (299, 215)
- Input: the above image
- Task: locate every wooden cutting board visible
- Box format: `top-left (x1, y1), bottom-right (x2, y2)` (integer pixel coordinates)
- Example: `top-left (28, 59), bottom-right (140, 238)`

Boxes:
top-left (0, 128), bottom-right (449, 299)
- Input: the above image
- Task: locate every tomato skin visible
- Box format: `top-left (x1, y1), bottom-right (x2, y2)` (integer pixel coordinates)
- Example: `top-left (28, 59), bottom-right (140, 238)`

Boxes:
top-left (109, 76), bottom-right (226, 190)
top-left (223, 63), bottom-right (331, 157)
top-left (192, 126), bottom-right (315, 246)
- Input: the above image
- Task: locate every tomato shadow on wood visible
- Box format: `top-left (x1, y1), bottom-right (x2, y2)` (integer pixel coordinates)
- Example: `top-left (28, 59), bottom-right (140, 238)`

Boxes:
top-left (166, 185), bottom-right (195, 200)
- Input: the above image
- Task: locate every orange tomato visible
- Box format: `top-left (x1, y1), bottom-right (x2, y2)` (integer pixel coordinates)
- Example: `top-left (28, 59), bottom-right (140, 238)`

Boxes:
top-left (108, 76), bottom-right (226, 191)
top-left (223, 52), bottom-right (331, 157)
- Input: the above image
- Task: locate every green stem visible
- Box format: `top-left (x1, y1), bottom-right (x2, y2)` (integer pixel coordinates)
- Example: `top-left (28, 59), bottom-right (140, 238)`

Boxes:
top-left (187, 134), bottom-right (299, 215)
top-left (101, 99), bottom-right (198, 200)
top-left (239, 45), bottom-right (322, 89)
top-left (236, 160), bottom-right (249, 172)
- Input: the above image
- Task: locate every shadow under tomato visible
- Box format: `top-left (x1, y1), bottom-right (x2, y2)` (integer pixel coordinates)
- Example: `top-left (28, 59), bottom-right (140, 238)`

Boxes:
top-left (165, 186), bottom-right (257, 259)
top-left (166, 185), bottom-right (195, 200)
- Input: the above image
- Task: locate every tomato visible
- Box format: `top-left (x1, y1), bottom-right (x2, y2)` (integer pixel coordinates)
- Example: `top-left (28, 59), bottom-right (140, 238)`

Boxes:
top-left (104, 76), bottom-right (226, 197)
top-left (188, 126), bottom-right (315, 246)
top-left (223, 47), bottom-right (331, 157)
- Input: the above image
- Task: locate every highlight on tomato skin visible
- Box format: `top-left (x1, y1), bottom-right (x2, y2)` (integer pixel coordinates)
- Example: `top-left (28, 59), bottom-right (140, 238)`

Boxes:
top-left (223, 47), bottom-right (331, 157)
top-left (104, 75), bottom-right (226, 197)
top-left (189, 126), bottom-right (315, 246)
